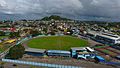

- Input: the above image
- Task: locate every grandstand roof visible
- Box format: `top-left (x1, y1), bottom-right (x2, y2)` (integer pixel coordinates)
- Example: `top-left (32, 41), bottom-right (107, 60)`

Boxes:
top-left (47, 50), bottom-right (70, 54)
top-left (96, 56), bottom-right (105, 61)
top-left (88, 30), bottom-right (120, 40)
top-left (87, 31), bottom-right (99, 36)
top-left (25, 48), bottom-right (46, 53)
top-left (98, 34), bottom-right (120, 40)
top-left (71, 47), bottom-right (87, 51)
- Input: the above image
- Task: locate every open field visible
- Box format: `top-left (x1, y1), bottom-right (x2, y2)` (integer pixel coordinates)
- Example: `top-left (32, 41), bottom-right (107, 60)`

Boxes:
top-left (27, 36), bottom-right (88, 50)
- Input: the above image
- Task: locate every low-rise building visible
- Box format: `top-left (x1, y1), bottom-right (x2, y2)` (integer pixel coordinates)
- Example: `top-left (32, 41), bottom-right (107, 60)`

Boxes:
top-left (25, 48), bottom-right (46, 56)
top-left (47, 50), bottom-right (71, 57)
top-left (71, 47), bottom-right (96, 59)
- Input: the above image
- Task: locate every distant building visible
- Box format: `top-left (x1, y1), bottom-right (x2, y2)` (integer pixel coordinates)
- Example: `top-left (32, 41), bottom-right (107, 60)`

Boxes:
top-left (71, 47), bottom-right (87, 58)
top-left (77, 52), bottom-right (95, 59)
top-left (115, 55), bottom-right (120, 60)
top-left (47, 50), bottom-right (71, 57)
top-left (87, 31), bottom-right (120, 44)
top-left (94, 56), bottom-right (105, 62)
top-left (25, 48), bottom-right (46, 56)
top-left (96, 33), bottom-right (120, 44)
top-left (71, 47), bottom-right (96, 59)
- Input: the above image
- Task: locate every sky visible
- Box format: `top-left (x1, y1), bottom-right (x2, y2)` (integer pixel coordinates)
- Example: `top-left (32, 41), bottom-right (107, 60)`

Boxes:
top-left (0, 0), bottom-right (120, 21)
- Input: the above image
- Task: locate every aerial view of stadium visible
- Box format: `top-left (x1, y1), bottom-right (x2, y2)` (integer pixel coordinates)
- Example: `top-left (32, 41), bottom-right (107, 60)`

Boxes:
top-left (0, 0), bottom-right (120, 68)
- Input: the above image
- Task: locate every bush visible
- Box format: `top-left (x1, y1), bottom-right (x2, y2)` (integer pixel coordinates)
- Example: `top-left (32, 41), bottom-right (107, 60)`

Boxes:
top-left (5, 44), bottom-right (25, 59)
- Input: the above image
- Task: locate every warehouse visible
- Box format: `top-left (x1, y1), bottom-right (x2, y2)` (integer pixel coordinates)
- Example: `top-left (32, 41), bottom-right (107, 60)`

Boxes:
top-left (25, 48), bottom-right (46, 56)
top-left (46, 50), bottom-right (71, 57)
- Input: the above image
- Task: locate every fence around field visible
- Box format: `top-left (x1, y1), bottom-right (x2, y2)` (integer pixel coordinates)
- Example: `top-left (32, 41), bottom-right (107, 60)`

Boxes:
top-left (2, 59), bottom-right (81, 68)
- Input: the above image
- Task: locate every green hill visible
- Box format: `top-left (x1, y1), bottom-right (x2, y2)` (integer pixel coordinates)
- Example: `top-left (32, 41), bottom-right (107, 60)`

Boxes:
top-left (41, 15), bottom-right (72, 21)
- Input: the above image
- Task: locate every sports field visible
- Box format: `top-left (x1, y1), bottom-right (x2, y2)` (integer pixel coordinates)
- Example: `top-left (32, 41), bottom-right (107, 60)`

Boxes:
top-left (27, 36), bottom-right (88, 50)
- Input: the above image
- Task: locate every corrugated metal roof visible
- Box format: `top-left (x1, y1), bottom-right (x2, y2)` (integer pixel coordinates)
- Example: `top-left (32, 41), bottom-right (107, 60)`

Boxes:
top-left (71, 47), bottom-right (87, 51)
top-left (25, 48), bottom-right (46, 53)
top-left (47, 50), bottom-right (70, 54)
top-left (98, 34), bottom-right (120, 40)
top-left (96, 56), bottom-right (105, 60)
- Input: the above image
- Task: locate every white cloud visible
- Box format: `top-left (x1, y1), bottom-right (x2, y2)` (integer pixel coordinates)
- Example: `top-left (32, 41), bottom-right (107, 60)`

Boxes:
top-left (0, 0), bottom-right (120, 21)
top-left (0, 0), bottom-right (83, 14)
top-left (0, 0), bottom-right (6, 7)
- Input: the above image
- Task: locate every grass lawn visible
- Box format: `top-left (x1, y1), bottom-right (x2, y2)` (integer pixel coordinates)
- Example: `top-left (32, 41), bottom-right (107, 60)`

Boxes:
top-left (0, 48), bottom-right (4, 53)
top-left (0, 43), bottom-right (4, 53)
top-left (27, 36), bottom-right (88, 50)
top-left (0, 36), bottom-right (8, 39)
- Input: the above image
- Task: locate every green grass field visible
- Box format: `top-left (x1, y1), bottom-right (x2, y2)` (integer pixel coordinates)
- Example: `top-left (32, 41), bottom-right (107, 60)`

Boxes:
top-left (27, 36), bottom-right (88, 50)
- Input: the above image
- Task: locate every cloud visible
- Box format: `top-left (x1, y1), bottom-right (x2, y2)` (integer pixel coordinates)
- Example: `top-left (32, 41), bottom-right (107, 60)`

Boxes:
top-left (0, 0), bottom-right (120, 21)
top-left (0, 0), bottom-right (83, 14)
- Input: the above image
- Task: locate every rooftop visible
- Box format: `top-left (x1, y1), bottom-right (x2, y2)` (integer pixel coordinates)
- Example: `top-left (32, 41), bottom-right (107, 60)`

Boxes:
top-left (25, 48), bottom-right (46, 53)
top-left (98, 34), bottom-right (120, 40)
top-left (71, 47), bottom-right (87, 51)
top-left (88, 30), bottom-right (120, 40)
top-left (47, 50), bottom-right (71, 54)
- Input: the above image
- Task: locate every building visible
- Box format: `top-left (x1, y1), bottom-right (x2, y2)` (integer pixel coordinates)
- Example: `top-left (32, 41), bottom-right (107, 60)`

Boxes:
top-left (96, 33), bottom-right (120, 44)
top-left (87, 31), bottom-right (120, 44)
top-left (94, 56), bottom-right (105, 62)
top-left (71, 47), bottom-right (96, 59)
top-left (5, 39), bottom-right (17, 44)
top-left (77, 52), bottom-right (96, 59)
top-left (115, 55), bottom-right (120, 60)
top-left (47, 50), bottom-right (71, 57)
top-left (86, 47), bottom-right (95, 52)
top-left (86, 31), bottom-right (97, 38)
top-left (71, 47), bottom-right (87, 58)
top-left (25, 48), bottom-right (46, 56)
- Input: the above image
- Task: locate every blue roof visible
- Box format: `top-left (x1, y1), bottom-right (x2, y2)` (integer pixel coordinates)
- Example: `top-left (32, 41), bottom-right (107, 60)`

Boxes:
top-left (96, 56), bottom-right (105, 60)
top-left (47, 50), bottom-right (70, 54)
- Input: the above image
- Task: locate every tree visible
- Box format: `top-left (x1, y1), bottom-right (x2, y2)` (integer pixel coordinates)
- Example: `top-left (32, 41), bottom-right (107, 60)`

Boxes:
top-left (9, 32), bottom-right (20, 38)
top-left (50, 31), bottom-right (55, 35)
top-left (30, 30), bottom-right (40, 35)
top-left (5, 44), bottom-right (25, 59)
top-left (0, 31), bottom-right (5, 36)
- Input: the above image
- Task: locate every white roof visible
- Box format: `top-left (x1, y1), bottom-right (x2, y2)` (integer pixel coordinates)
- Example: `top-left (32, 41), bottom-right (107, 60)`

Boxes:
top-left (87, 31), bottom-right (99, 35)
top-left (88, 30), bottom-right (120, 40)
top-left (25, 48), bottom-right (46, 53)
top-left (47, 50), bottom-right (70, 54)
top-left (98, 34), bottom-right (120, 40)
top-left (86, 47), bottom-right (95, 52)
top-left (71, 47), bottom-right (87, 51)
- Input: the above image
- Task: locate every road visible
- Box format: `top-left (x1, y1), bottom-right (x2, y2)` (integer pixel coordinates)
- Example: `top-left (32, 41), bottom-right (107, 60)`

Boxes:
top-left (0, 43), bottom-right (16, 59)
